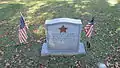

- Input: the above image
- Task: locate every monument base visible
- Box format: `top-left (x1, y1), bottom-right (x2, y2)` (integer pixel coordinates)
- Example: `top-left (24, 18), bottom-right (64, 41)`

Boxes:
top-left (41, 43), bottom-right (86, 56)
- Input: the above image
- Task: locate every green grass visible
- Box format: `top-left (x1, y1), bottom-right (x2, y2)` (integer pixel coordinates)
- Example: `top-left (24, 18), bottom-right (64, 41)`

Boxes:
top-left (0, 0), bottom-right (120, 68)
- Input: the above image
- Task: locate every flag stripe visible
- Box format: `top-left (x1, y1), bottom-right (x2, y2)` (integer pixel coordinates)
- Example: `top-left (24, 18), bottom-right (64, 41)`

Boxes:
top-left (20, 29), bottom-right (27, 42)
top-left (20, 31), bottom-right (26, 43)
top-left (19, 31), bottom-right (24, 43)
top-left (84, 24), bottom-right (94, 38)
top-left (20, 33), bottom-right (26, 43)
top-left (19, 30), bottom-right (21, 42)
top-left (84, 17), bottom-right (94, 38)
top-left (86, 25), bottom-right (93, 36)
top-left (21, 28), bottom-right (27, 39)
top-left (87, 28), bottom-right (93, 37)
top-left (19, 29), bottom-right (26, 43)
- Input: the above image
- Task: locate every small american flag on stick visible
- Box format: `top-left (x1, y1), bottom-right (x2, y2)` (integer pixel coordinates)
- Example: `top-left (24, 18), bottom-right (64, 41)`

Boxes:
top-left (84, 17), bottom-right (94, 38)
top-left (18, 14), bottom-right (28, 44)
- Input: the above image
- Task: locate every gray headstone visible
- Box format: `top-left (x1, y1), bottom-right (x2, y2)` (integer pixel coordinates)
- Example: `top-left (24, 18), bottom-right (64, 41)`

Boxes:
top-left (41, 18), bottom-right (86, 56)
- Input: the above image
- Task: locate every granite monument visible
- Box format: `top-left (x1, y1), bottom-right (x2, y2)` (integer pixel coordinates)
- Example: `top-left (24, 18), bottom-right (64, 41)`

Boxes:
top-left (41, 18), bottom-right (86, 56)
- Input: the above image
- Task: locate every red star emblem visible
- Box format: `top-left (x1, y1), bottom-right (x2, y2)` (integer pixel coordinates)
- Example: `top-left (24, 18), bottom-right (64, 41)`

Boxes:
top-left (59, 25), bottom-right (67, 33)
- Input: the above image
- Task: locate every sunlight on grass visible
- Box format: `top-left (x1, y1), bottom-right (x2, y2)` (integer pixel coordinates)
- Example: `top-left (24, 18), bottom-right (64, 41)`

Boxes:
top-left (107, 0), bottom-right (118, 6)
top-left (0, 1), bottom-right (9, 4)
top-left (26, 16), bottom-right (32, 21)
top-left (39, 12), bottom-right (49, 18)
top-left (15, 0), bottom-right (21, 1)
top-left (27, 1), bottom-right (46, 14)
top-left (81, 12), bottom-right (91, 15)
top-left (116, 27), bottom-right (120, 32)
top-left (81, 0), bottom-right (90, 3)
top-left (75, 4), bottom-right (87, 9)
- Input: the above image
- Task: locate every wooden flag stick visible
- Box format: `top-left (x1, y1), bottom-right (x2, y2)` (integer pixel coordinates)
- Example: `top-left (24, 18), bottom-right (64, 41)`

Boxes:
top-left (20, 12), bottom-right (25, 21)
top-left (20, 12), bottom-right (22, 16)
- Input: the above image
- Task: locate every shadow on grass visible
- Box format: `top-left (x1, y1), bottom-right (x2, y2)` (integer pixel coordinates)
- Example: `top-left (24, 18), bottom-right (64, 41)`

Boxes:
top-left (0, 3), bottom-right (25, 20)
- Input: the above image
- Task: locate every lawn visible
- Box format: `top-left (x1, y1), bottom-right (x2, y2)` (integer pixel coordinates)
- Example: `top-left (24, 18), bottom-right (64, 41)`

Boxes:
top-left (0, 0), bottom-right (120, 68)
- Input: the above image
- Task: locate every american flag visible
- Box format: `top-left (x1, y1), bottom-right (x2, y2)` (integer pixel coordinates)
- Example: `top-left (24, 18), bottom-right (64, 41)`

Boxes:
top-left (84, 17), bottom-right (94, 38)
top-left (18, 15), bottom-right (28, 44)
